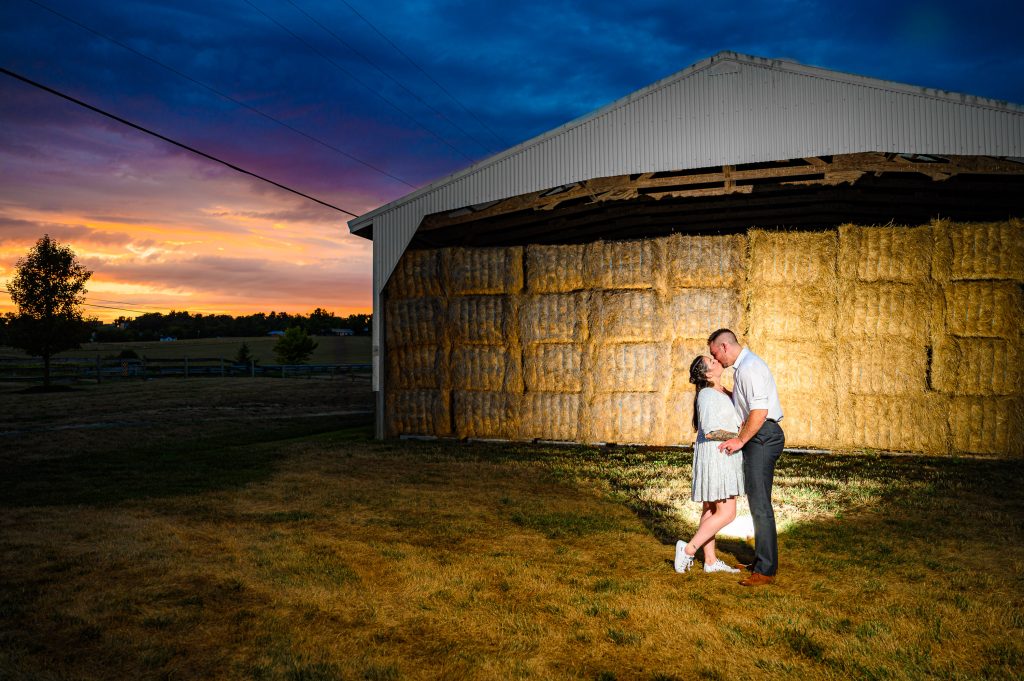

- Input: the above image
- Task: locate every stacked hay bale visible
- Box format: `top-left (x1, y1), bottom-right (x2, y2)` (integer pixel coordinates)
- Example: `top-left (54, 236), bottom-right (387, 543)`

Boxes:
top-left (584, 238), bottom-right (671, 444)
top-left (383, 219), bottom-right (1021, 455)
top-left (384, 249), bottom-right (451, 436)
top-left (663, 234), bottom-right (747, 446)
top-left (933, 220), bottom-right (1023, 456)
top-left (744, 230), bottom-right (840, 448)
top-left (518, 244), bottom-right (589, 441)
top-left (835, 224), bottom-right (948, 453)
top-left (445, 247), bottom-right (524, 439)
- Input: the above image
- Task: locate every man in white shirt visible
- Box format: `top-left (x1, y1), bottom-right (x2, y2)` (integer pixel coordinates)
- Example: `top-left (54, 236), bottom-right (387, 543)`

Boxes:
top-left (708, 328), bottom-right (785, 587)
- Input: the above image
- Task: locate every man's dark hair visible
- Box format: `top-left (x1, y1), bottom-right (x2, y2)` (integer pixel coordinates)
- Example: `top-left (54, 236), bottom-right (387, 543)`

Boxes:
top-left (708, 328), bottom-right (737, 345)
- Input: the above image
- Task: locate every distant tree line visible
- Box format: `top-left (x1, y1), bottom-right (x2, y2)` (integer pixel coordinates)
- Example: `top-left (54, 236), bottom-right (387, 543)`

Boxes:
top-left (1, 308), bottom-right (371, 344)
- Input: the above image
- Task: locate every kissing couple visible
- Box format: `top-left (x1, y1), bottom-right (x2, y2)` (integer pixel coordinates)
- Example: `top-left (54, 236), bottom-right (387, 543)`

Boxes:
top-left (673, 329), bottom-right (785, 587)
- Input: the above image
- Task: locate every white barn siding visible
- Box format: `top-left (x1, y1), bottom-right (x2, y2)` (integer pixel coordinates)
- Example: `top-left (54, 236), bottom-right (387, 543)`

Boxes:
top-left (352, 51), bottom-right (1024, 391)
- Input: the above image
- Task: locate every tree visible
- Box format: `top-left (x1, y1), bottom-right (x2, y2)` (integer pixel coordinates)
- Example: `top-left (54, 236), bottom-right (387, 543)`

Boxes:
top-left (5, 235), bottom-right (92, 387)
top-left (234, 341), bottom-right (255, 365)
top-left (273, 326), bottom-right (318, 365)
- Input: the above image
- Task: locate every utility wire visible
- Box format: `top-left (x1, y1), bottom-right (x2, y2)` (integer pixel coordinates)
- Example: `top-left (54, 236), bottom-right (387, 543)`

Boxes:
top-left (1, 66), bottom-right (362, 217)
top-left (25, 0), bottom-right (414, 190)
top-left (3, 288), bottom-right (157, 315)
top-left (84, 302), bottom-right (154, 314)
top-left (86, 298), bottom-right (224, 315)
top-left (241, 0), bottom-right (474, 162)
top-left (339, 0), bottom-right (508, 149)
top-left (285, 0), bottom-right (497, 155)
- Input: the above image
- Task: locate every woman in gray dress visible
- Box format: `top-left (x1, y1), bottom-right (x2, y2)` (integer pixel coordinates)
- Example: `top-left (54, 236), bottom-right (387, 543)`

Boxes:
top-left (674, 354), bottom-right (746, 574)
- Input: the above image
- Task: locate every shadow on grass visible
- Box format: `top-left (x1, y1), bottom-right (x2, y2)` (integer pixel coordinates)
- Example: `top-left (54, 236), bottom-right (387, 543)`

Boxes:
top-left (0, 418), bottom-right (374, 507)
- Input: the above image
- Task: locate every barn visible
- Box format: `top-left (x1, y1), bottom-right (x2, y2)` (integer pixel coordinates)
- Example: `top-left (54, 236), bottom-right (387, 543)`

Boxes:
top-left (347, 51), bottom-right (1024, 455)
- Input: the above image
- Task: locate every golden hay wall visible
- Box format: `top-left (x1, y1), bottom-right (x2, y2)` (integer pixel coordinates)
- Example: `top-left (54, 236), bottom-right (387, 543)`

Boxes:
top-left (384, 220), bottom-right (1023, 456)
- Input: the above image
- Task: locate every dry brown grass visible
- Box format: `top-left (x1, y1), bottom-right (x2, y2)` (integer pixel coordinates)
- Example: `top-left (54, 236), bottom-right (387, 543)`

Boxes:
top-left (2, 380), bottom-right (1023, 680)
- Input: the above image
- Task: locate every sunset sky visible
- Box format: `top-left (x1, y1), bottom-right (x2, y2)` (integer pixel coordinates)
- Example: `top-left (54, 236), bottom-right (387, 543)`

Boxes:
top-left (2, 0), bottom-right (1022, 322)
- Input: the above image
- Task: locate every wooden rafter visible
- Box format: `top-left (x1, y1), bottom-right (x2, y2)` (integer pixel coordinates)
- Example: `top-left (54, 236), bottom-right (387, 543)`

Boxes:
top-left (417, 153), bottom-right (1024, 235)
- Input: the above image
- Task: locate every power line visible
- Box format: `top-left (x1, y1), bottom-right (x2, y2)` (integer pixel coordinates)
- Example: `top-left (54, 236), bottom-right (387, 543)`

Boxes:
top-left (86, 298), bottom-right (216, 315)
top-left (25, 0), bottom-right (415, 190)
top-left (339, 0), bottom-right (508, 150)
top-left (84, 302), bottom-right (153, 314)
top-left (1, 66), bottom-right (362, 217)
top-left (241, 0), bottom-right (475, 162)
top-left (2, 288), bottom-right (150, 315)
top-left (285, 0), bottom-right (497, 156)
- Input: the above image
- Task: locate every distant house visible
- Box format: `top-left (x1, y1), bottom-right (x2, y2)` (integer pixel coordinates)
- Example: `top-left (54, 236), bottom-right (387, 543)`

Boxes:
top-left (331, 328), bottom-right (355, 336)
top-left (159, 336), bottom-right (177, 342)
top-left (267, 330), bottom-right (285, 337)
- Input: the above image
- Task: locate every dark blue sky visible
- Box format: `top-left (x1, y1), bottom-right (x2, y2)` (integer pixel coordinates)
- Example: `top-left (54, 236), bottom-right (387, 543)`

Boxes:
top-left (1, 0), bottom-right (1022, 317)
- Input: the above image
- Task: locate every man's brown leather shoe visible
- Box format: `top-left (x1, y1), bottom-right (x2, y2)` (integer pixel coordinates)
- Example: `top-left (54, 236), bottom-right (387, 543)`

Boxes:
top-left (738, 572), bottom-right (775, 587)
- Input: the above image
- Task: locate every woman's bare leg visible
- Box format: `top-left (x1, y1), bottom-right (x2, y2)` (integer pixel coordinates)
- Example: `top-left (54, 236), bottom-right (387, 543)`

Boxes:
top-left (699, 503), bottom-right (717, 564)
top-left (684, 497), bottom-right (736, 557)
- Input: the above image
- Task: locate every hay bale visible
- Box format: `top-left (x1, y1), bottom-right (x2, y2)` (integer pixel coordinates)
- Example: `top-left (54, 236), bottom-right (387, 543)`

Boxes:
top-left (592, 290), bottom-right (667, 343)
top-left (589, 392), bottom-right (663, 444)
top-left (388, 248), bottom-right (443, 298)
top-left (777, 390), bottom-right (839, 449)
top-left (943, 220), bottom-right (1024, 282)
top-left (452, 345), bottom-right (522, 392)
top-left (449, 295), bottom-right (512, 345)
top-left (949, 396), bottom-right (1024, 456)
top-left (664, 390), bottom-right (697, 445)
top-left (523, 343), bottom-right (583, 392)
top-left (748, 229), bottom-right (838, 285)
top-left (748, 340), bottom-right (838, 394)
top-left (388, 389), bottom-right (450, 437)
top-left (838, 223), bottom-right (933, 282)
top-left (666, 233), bottom-right (747, 288)
top-left (838, 283), bottom-right (935, 340)
top-left (385, 297), bottom-right (446, 346)
top-left (932, 337), bottom-right (1022, 396)
top-left (943, 282), bottom-right (1023, 339)
top-left (525, 244), bottom-right (586, 293)
top-left (585, 238), bottom-right (666, 290)
top-left (519, 293), bottom-right (589, 344)
top-left (454, 391), bottom-right (515, 439)
top-left (593, 342), bottom-right (670, 393)
top-left (839, 394), bottom-right (950, 454)
top-left (443, 246), bottom-right (523, 295)
top-left (517, 392), bottom-right (584, 442)
top-left (838, 340), bottom-right (929, 396)
top-left (668, 288), bottom-right (744, 341)
top-left (748, 286), bottom-right (836, 341)
top-left (387, 345), bottom-right (445, 390)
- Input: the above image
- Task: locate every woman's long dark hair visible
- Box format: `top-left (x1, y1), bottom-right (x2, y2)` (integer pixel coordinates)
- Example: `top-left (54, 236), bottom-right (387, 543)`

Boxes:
top-left (688, 355), bottom-right (711, 432)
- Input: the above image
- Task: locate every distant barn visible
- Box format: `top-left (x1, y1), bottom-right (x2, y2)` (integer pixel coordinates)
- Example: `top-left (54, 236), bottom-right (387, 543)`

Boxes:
top-left (348, 52), bottom-right (1024, 455)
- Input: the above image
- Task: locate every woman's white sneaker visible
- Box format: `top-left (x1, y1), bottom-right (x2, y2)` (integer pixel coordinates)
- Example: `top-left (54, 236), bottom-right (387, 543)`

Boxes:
top-left (674, 540), bottom-right (695, 573)
top-left (704, 559), bottom-right (741, 574)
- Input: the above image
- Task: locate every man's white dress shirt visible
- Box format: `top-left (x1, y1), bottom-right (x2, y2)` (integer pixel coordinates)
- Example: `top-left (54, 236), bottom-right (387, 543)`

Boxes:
top-left (731, 347), bottom-right (784, 423)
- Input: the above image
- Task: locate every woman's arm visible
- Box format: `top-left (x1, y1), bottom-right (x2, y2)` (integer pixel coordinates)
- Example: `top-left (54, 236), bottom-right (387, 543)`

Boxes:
top-left (704, 429), bottom-right (738, 441)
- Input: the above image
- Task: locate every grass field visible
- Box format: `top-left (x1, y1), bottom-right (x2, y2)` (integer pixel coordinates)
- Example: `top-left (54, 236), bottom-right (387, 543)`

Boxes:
top-left (1, 379), bottom-right (1023, 680)
top-left (0, 335), bottom-right (372, 365)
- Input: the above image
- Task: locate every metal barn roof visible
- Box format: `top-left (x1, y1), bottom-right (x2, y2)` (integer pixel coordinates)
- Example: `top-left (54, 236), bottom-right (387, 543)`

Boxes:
top-left (348, 50), bottom-right (1024, 389)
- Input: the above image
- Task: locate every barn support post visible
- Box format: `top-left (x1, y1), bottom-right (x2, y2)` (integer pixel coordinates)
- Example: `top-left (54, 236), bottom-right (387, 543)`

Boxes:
top-left (375, 286), bottom-right (387, 440)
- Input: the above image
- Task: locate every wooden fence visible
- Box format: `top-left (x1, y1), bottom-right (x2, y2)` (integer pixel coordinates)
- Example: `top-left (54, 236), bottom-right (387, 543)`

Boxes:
top-left (0, 357), bottom-right (372, 382)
